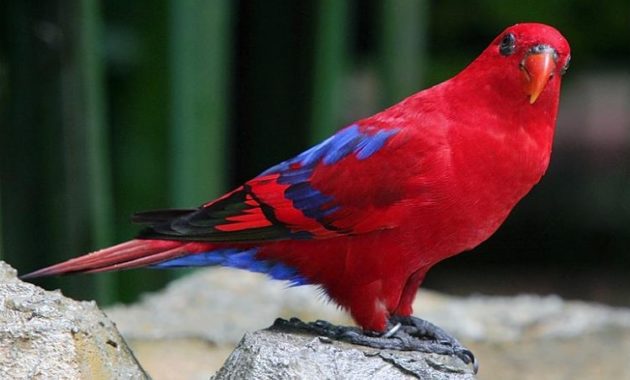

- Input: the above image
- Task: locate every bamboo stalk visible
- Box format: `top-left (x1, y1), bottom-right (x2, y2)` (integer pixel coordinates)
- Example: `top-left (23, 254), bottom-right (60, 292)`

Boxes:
top-left (168, 0), bottom-right (233, 277)
top-left (169, 0), bottom-right (232, 206)
top-left (308, 0), bottom-right (349, 143)
top-left (77, 0), bottom-right (116, 303)
top-left (0, 1), bottom-right (48, 281)
top-left (379, 0), bottom-right (428, 106)
top-left (110, 1), bottom-right (173, 301)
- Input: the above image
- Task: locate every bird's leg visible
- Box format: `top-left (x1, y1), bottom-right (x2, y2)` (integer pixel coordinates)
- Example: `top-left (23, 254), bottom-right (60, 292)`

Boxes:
top-left (271, 317), bottom-right (477, 374)
top-left (388, 315), bottom-right (461, 345)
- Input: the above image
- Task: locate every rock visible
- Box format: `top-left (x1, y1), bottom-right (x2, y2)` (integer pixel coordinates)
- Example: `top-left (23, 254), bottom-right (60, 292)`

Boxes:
top-left (412, 293), bottom-right (630, 379)
top-left (105, 268), bottom-right (350, 379)
top-left (106, 267), bottom-right (630, 380)
top-left (211, 320), bottom-right (476, 380)
top-left (0, 261), bottom-right (149, 379)
top-left (105, 268), bottom-right (349, 345)
top-left (410, 292), bottom-right (630, 342)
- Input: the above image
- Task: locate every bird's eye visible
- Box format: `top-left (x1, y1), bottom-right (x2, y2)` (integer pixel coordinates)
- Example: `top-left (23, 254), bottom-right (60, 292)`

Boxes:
top-left (561, 55), bottom-right (571, 75)
top-left (499, 33), bottom-right (516, 56)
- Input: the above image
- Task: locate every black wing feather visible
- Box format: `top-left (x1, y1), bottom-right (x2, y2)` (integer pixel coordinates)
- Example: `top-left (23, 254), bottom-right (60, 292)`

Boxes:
top-left (133, 186), bottom-right (302, 242)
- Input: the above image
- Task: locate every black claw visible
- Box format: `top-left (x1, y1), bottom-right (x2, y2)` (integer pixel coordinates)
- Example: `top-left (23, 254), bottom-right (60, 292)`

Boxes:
top-left (457, 348), bottom-right (479, 374)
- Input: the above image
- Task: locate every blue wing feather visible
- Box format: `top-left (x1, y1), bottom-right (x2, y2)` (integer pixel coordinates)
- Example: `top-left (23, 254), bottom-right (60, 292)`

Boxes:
top-left (262, 124), bottom-right (399, 176)
top-left (259, 124), bottom-right (400, 226)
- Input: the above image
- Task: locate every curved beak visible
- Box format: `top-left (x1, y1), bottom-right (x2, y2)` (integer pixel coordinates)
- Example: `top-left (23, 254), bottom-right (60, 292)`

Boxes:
top-left (521, 45), bottom-right (557, 104)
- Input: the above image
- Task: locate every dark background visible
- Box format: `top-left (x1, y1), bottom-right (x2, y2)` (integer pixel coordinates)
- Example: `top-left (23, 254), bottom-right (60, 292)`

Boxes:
top-left (1, 1), bottom-right (629, 306)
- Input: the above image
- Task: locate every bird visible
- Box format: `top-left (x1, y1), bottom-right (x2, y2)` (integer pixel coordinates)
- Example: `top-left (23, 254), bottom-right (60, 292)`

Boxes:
top-left (22, 23), bottom-right (570, 371)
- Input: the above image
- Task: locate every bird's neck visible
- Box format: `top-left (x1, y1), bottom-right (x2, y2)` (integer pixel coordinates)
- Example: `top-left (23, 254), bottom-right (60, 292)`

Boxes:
top-left (443, 63), bottom-right (561, 153)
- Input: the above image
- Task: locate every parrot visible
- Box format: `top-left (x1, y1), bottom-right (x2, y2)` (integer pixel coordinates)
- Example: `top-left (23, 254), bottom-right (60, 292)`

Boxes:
top-left (22, 23), bottom-right (570, 372)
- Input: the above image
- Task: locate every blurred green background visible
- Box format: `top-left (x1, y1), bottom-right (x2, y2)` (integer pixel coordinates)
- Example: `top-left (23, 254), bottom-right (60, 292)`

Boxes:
top-left (1, 0), bottom-right (629, 306)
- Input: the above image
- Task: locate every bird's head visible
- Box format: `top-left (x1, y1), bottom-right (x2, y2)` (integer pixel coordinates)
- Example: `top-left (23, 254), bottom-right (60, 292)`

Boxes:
top-left (462, 23), bottom-right (571, 106)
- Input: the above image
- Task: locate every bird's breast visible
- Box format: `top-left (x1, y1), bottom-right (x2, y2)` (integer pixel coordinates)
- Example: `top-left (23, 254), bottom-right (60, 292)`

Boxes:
top-left (405, 120), bottom-right (554, 265)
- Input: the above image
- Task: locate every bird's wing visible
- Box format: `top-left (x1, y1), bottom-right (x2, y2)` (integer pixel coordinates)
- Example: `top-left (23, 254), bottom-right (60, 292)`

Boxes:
top-left (135, 123), bottom-right (419, 242)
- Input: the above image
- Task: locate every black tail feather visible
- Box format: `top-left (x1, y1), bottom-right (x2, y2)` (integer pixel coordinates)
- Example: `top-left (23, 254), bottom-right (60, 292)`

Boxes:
top-left (131, 209), bottom-right (196, 224)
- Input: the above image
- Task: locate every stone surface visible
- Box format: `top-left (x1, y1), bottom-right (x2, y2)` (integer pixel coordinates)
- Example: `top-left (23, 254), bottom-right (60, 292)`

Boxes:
top-left (105, 268), bottom-right (350, 379)
top-left (106, 267), bottom-right (630, 380)
top-left (105, 268), bottom-right (350, 345)
top-left (0, 261), bottom-right (149, 380)
top-left (411, 292), bottom-right (630, 342)
top-left (9, 258), bottom-right (629, 379)
top-left (211, 324), bottom-right (475, 380)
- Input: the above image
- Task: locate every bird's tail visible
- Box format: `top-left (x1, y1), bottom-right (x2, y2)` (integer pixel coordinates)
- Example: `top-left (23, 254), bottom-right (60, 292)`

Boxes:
top-left (20, 240), bottom-right (308, 286)
top-left (20, 239), bottom-right (190, 279)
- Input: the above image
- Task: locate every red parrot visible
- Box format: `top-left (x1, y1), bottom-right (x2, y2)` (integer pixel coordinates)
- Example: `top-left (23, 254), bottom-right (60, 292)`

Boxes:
top-left (23, 23), bottom-right (570, 370)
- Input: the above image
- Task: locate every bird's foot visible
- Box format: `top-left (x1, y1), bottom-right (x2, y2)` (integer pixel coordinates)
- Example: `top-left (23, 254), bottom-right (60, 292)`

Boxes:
top-left (388, 315), bottom-right (478, 373)
top-left (271, 317), bottom-right (477, 374)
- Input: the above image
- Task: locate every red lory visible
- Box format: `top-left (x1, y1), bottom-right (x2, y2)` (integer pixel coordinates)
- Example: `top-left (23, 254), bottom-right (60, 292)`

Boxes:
top-left (23, 23), bottom-right (571, 372)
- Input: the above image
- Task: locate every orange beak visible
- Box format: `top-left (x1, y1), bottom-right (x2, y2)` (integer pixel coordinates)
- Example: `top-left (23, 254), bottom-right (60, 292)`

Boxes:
top-left (521, 47), bottom-right (557, 104)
